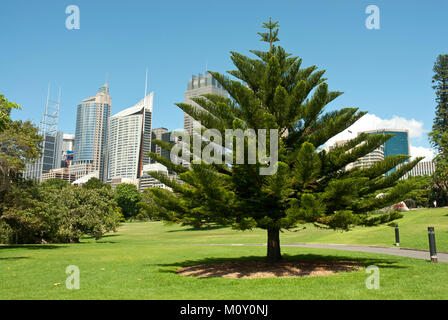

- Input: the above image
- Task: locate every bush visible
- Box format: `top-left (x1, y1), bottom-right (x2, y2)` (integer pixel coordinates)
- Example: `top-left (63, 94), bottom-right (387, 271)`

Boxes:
top-left (0, 181), bottom-right (122, 244)
top-left (114, 183), bottom-right (142, 220)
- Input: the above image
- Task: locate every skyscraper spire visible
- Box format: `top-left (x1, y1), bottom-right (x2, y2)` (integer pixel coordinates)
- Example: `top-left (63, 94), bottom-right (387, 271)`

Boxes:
top-left (98, 73), bottom-right (110, 94)
top-left (145, 67), bottom-right (148, 98)
top-left (105, 72), bottom-right (109, 88)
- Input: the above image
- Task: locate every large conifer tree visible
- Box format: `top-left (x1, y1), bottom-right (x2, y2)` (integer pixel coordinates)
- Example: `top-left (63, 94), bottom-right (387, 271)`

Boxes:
top-left (429, 54), bottom-right (448, 204)
top-left (147, 20), bottom-right (422, 262)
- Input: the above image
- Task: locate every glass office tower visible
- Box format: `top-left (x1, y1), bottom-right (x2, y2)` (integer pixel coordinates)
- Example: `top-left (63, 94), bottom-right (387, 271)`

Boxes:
top-left (72, 81), bottom-right (111, 182)
top-left (363, 129), bottom-right (410, 174)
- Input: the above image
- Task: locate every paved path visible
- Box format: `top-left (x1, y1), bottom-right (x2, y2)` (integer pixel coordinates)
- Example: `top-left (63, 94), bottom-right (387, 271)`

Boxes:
top-left (192, 243), bottom-right (448, 263)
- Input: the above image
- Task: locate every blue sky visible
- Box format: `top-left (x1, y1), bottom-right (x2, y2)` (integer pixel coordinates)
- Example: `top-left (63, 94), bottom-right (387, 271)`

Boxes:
top-left (1, 0), bottom-right (447, 158)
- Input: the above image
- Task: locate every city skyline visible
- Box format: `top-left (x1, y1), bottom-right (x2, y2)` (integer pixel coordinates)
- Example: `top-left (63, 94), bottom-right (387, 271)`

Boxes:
top-left (2, 1), bottom-right (447, 161)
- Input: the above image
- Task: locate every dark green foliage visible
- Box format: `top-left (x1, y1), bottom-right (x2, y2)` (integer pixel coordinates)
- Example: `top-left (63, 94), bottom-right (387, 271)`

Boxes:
top-left (147, 20), bottom-right (422, 261)
top-left (359, 211), bottom-right (403, 227)
top-left (41, 178), bottom-right (70, 189)
top-left (0, 94), bottom-right (42, 215)
top-left (429, 54), bottom-right (448, 205)
top-left (430, 54), bottom-right (448, 149)
top-left (83, 177), bottom-right (111, 190)
top-left (403, 176), bottom-right (432, 208)
top-left (0, 95), bottom-right (122, 244)
top-left (0, 181), bottom-right (122, 244)
top-left (0, 94), bottom-right (20, 132)
top-left (114, 183), bottom-right (142, 220)
top-left (136, 188), bottom-right (162, 221)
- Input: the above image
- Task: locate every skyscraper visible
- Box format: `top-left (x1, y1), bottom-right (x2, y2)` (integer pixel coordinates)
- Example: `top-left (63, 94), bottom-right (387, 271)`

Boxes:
top-left (62, 133), bottom-right (75, 154)
top-left (183, 73), bottom-right (227, 134)
top-left (363, 129), bottom-right (410, 158)
top-left (361, 129), bottom-right (410, 174)
top-left (399, 160), bottom-right (435, 179)
top-left (108, 93), bottom-right (153, 180)
top-left (61, 133), bottom-right (75, 168)
top-left (151, 127), bottom-right (171, 162)
top-left (71, 81), bottom-right (111, 182)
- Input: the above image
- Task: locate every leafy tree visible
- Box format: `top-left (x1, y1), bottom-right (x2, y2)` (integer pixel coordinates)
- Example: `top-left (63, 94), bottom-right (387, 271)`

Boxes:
top-left (0, 94), bottom-right (20, 132)
top-left (0, 181), bottom-right (122, 244)
top-left (136, 188), bottom-right (164, 221)
top-left (83, 177), bottom-right (111, 190)
top-left (147, 20), bottom-right (422, 261)
top-left (0, 95), bottom-right (42, 211)
top-left (429, 54), bottom-right (448, 205)
top-left (41, 178), bottom-right (70, 190)
top-left (114, 183), bottom-right (142, 219)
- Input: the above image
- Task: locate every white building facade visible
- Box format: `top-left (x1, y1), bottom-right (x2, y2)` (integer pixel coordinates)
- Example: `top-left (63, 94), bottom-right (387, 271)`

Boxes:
top-left (108, 93), bottom-right (153, 180)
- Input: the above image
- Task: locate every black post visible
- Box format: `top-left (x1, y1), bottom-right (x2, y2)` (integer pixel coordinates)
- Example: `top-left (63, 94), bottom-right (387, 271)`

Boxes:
top-left (395, 226), bottom-right (400, 246)
top-left (428, 227), bottom-right (438, 263)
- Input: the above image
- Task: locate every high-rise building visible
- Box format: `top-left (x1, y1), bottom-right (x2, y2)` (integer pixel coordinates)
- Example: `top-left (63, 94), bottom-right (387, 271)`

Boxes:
top-left (183, 73), bottom-right (227, 134)
top-left (62, 133), bottom-right (75, 153)
top-left (363, 129), bottom-right (410, 158)
top-left (41, 167), bottom-right (76, 183)
top-left (151, 127), bottom-right (171, 162)
top-left (23, 87), bottom-right (63, 181)
top-left (139, 162), bottom-right (175, 191)
top-left (362, 129), bottom-right (410, 174)
top-left (323, 139), bottom-right (385, 170)
top-left (108, 93), bottom-right (153, 180)
top-left (71, 81), bottom-right (111, 182)
top-left (353, 145), bottom-right (385, 169)
top-left (399, 160), bottom-right (436, 179)
top-left (61, 133), bottom-right (75, 168)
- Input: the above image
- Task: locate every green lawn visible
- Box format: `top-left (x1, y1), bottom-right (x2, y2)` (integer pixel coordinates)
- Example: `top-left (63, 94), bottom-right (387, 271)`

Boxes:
top-left (1, 208), bottom-right (448, 299)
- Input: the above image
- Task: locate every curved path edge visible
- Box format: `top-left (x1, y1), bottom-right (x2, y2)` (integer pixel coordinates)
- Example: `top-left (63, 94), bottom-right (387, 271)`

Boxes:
top-left (189, 243), bottom-right (448, 263)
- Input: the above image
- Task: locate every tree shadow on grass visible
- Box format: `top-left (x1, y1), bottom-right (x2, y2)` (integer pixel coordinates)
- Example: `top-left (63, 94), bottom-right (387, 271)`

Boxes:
top-left (94, 241), bottom-right (117, 244)
top-left (0, 256), bottom-right (29, 261)
top-left (83, 234), bottom-right (120, 239)
top-left (149, 253), bottom-right (406, 279)
top-left (0, 245), bottom-right (67, 250)
top-left (166, 225), bottom-right (227, 233)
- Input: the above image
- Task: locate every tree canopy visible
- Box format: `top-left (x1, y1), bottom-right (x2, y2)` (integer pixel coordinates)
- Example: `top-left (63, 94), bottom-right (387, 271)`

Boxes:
top-left (114, 183), bottom-right (142, 219)
top-left (429, 54), bottom-right (448, 205)
top-left (0, 94), bottom-right (42, 209)
top-left (147, 20), bottom-right (422, 261)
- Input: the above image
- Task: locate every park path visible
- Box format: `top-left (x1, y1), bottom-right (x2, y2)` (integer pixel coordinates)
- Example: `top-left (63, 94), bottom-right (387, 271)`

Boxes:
top-left (193, 243), bottom-right (448, 263)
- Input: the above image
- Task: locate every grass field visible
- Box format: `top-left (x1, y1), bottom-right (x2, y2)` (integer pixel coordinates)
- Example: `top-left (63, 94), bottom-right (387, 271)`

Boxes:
top-left (1, 208), bottom-right (448, 299)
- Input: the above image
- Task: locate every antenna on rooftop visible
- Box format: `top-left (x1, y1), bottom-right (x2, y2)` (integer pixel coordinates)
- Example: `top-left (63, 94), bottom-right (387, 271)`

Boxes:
top-left (145, 66), bottom-right (148, 98)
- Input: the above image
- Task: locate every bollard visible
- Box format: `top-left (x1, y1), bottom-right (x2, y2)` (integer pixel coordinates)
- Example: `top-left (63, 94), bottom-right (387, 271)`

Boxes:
top-left (428, 227), bottom-right (438, 263)
top-left (394, 226), bottom-right (400, 246)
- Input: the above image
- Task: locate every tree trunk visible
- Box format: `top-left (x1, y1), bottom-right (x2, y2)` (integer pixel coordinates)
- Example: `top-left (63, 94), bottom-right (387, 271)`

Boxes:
top-left (266, 228), bottom-right (282, 262)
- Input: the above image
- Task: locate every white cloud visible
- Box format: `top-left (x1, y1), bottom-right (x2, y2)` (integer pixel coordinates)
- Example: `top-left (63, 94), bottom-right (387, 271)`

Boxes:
top-left (325, 113), bottom-right (435, 160)
top-left (410, 146), bottom-right (435, 161)
top-left (326, 114), bottom-right (426, 146)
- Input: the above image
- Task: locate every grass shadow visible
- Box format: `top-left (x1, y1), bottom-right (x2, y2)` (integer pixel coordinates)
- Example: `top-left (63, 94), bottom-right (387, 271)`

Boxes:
top-left (0, 256), bottom-right (30, 261)
top-left (83, 234), bottom-right (120, 240)
top-left (0, 244), bottom-right (67, 250)
top-left (166, 225), bottom-right (227, 233)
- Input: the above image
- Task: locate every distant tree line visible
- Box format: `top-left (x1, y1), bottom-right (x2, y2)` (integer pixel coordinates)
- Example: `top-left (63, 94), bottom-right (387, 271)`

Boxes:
top-left (0, 94), bottom-right (148, 244)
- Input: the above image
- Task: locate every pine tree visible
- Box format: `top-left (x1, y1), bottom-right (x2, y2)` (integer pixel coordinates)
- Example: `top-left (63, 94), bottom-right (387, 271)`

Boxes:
top-left (147, 20), bottom-right (422, 262)
top-left (429, 54), bottom-right (448, 204)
